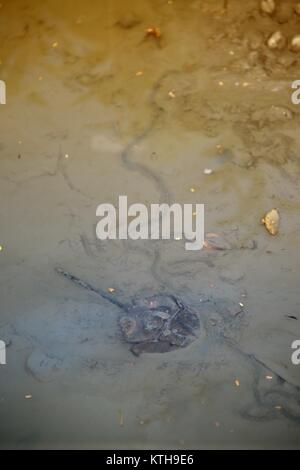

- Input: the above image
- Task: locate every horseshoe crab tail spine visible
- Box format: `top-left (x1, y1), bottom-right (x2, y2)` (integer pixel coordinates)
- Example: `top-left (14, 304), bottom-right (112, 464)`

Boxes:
top-left (169, 295), bottom-right (185, 310)
top-left (55, 267), bottom-right (126, 311)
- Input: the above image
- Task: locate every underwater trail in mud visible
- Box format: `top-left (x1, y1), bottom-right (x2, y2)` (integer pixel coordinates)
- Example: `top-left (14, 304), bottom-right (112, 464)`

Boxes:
top-left (120, 69), bottom-right (181, 205)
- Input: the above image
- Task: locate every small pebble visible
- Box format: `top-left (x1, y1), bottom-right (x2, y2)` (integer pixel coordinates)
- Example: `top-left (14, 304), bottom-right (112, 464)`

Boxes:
top-left (261, 0), bottom-right (276, 15)
top-left (290, 35), bottom-right (300, 52)
top-left (267, 31), bottom-right (286, 50)
top-left (262, 208), bottom-right (280, 236)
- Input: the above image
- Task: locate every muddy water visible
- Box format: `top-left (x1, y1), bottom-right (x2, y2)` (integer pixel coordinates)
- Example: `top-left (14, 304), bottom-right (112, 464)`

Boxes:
top-left (0, 0), bottom-right (300, 449)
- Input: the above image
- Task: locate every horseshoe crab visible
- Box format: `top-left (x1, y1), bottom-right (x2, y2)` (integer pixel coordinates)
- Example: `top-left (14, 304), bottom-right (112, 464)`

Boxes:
top-left (119, 295), bottom-right (200, 356)
top-left (55, 268), bottom-right (200, 356)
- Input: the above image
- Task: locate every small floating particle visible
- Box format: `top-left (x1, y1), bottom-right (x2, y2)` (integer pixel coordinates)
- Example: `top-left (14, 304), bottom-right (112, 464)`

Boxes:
top-left (108, 287), bottom-right (115, 293)
top-left (275, 405), bottom-right (283, 411)
top-left (190, 187), bottom-right (196, 193)
top-left (38, 76), bottom-right (43, 81)
top-left (136, 70), bottom-right (144, 76)
top-left (261, 208), bottom-right (280, 235)
top-left (168, 90), bottom-right (176, 98)
top-left (145, 27), bottom-right (161, 39)
top-left (0, 245), bottom-right (3, 252)
top-left (65, 154), bottom-right (69, 159)
top-left (25, 394), bottom-right (32, 399)
top-left (266, 375), bottom-right (273, 380)
top-left (234, 379), bottom-right (240, 387)
top-left (239, 302), bottom-right (244, 308)
top-left (218, 81), bottom-right (224, 86)
top-left (204, 168), bottom-right (213, 175)
top-left (52, 42), bottom-right (59, 48)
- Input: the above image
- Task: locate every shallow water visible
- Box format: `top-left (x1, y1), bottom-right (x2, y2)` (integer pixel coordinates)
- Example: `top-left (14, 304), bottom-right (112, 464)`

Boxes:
top-left (0, 0), bottom-right (300, 449)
